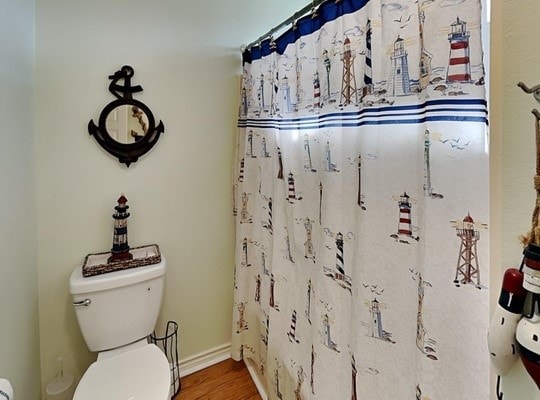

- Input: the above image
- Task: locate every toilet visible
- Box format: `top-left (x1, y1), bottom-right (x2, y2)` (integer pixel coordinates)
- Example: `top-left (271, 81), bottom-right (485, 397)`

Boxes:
top-left (69, 257), bottom-right (171, 400)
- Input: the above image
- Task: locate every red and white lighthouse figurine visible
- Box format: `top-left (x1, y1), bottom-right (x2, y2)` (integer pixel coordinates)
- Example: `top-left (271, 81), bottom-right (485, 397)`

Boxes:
top-left (108, 194), bottom-right (133, 263)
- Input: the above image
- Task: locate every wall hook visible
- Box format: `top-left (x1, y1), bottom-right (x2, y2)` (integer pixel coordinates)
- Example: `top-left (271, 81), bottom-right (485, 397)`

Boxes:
top-left (518, 81), bottom-right (540, 102)
top-left (496, 375), bottom-right (504, 400)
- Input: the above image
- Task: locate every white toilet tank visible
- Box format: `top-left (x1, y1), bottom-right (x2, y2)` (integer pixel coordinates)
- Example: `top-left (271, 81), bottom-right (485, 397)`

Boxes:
top-left (69, 257), bottom-right (166, 352)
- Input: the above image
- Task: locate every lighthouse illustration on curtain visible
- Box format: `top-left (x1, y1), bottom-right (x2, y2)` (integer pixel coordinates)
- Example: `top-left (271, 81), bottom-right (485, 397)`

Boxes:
top-left (351, 354), bottom-right (358, 400)
top-left (304, 135), bottom-right (317, 173)
top-left (246, 131), bottom-right (256, 158)
top-left (357, 155), bottom-right (366, 209)
top-left (390, 192), bottom-right (419, 243)
top-left (278, 75), bottom-right (293, 113)
top-left (423, 130), bottom-right (443, 198)
top-left (287, 310), bottom-right (300, 343)
top-left (446, 17), bottom-right (471, 83)
top-left (362, 20), bottom-right (373, 98)
top-left (323, 232), bottom-right (352, 293)
top-left (262, 197), bottom-right (273, 234)
top-left (295, 57), bottom-right (303, 110)
top-left (240, 192), bottom-right (252, 224)
top-left (261, 136), bottom-right (270, 158)
top-left (451, 213), bottom-right (484, 288)
top-left (365, 298), bottom-right (395, 343)
top-left (286, 172), bottom-right (303, 203)
top-left (258, 73), bottom-right (266, 111)
top-left (238, 158), bottom-right (244, 182)
top-left (414, 273), bottom-right (438, 361)
top-left (325, 142), bottom-right (339, 172)
top-left (240, 86), bottom-right (248, 117)
top-left (322, 313), bottom-right (339, 352)
top-left (388, 36), bottom-right (411, 97)
top-left (418, 11), bottom-right (433, 88)
top-left (261, 251), bottom-right (269, 275)
top-left (306, 279), bottom-right (313, 324)
top-left (322, 49), bottom-right (332, 102)
top-left (339, 37), bottom-right (358, 106)
top-left (313, 72), bottom-right (321, 108)
top-left (261, 312), bottom-right (269, 346)
top-left (275, 364), bottom-right (283, 400)
top-left (236, 302), bottom-right (248, 333)
top-left (255, 274), bottom-right (261, 303)
top-left (241, 238), bottom-right (252, 267)
top-left (294, 366), bottom-right (305, 400)
top-left (304, 218), bottom-right (315, 261)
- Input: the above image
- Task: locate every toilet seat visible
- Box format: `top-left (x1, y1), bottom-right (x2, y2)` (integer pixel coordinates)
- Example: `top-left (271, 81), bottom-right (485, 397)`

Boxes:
top-left (73, 343), bottom-right (170, 400)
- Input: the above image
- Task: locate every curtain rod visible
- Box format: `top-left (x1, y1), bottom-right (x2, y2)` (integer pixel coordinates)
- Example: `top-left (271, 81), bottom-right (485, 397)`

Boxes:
top-left (244, 0), bottom-right (330, 51)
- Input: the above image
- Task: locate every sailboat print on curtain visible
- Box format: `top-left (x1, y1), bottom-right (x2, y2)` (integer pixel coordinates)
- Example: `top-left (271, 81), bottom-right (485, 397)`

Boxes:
top-left (232, 0), bottom-right (489, 399)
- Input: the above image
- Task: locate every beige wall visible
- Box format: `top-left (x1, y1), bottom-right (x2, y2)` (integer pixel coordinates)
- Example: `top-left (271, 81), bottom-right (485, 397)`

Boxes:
top-left (492, 0), bottom-right (540, 398)
top-left (0, 1), bottom-right (41, 399)
top-left (34, 0), bottom-right (305, 395)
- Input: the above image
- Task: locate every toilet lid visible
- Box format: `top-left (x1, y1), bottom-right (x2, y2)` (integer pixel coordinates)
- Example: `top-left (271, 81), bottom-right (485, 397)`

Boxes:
top-left (74, 344), bottom-right (170, 400)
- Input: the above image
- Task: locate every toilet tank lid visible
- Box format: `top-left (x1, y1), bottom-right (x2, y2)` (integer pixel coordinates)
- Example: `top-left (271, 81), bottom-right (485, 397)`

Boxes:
top-left (69, 256), bottom-right (166, 295)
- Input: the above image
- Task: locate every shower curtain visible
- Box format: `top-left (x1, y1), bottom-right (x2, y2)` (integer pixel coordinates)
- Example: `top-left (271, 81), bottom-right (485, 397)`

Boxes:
top-left (232, 0), bottom-right (489, 398)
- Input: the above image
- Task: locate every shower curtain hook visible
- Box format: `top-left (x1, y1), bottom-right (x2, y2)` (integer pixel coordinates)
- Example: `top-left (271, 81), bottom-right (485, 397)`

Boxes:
top-left (270, 36), bottom-right (277, 51)
top-left (496, 375), bottom-right (504, 400)
top-left (311, 1), bottom-right (319, 18)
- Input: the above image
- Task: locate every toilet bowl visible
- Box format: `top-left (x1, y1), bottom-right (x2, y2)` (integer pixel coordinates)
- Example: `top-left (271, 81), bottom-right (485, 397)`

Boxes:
top-left (69, 257), bottom-right (170, 400)
top-left (73, 340), bottom-right (170, 400)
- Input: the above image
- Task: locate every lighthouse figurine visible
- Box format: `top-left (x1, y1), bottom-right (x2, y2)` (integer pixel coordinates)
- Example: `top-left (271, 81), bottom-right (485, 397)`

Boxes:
top-left (107, 194), bottom-right (133, 263)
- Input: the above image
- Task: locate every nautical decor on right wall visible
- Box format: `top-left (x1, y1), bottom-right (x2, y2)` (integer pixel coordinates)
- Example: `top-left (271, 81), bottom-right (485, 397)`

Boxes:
top-left (488, 92), bottom-right (540, 395)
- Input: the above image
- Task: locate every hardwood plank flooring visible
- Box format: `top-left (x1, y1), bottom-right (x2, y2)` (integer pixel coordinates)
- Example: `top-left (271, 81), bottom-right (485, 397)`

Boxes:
top-left (174, 358), bottom-right (262, 400)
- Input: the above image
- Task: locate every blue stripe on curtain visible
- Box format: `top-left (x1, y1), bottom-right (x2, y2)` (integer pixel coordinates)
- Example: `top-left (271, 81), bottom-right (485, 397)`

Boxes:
top-left (238, 99), bottom-right (488, 130)
top-left (243, 0), bottom-right (370, 64)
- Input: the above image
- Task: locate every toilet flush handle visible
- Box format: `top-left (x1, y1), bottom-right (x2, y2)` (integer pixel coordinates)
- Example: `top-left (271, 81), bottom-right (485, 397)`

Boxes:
top-left (73, 299), bottom-right (92, 307)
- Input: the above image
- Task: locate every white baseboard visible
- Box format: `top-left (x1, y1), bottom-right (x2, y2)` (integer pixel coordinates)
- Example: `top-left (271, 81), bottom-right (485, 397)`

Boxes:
top-left (244, 357), bottom-right (268, 400)
top-left (179, 343), bottom-right (231, 377)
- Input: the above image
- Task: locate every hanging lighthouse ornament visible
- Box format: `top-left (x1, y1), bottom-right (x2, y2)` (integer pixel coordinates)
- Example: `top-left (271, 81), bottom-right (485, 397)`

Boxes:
top-left (108, 194), bottom-right (133, 263)
top-left (88, 65), bottom-right (164, 167)
top-left (488, 108), bottom-right (540, 395)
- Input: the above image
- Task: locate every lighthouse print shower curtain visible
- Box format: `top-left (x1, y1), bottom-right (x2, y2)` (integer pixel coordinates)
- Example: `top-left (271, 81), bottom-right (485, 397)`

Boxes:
top-left (232, 0), bottom-right (489, 398)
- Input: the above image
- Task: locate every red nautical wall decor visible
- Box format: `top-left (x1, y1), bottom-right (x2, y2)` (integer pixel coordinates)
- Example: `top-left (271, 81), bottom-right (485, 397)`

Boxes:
top-left (488, 108), bottom-right (540, 393)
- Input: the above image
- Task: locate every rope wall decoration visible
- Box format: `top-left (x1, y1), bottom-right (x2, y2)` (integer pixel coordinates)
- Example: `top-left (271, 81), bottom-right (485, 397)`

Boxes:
top-left (520, 107), bottom-right (540, 246)
top-left (517, 80), bottom-right (540, 246)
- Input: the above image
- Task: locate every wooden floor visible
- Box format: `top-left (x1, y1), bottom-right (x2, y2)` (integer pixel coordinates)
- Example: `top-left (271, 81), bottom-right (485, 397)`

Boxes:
top-left (174, 358), bottom-right (262, 400)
